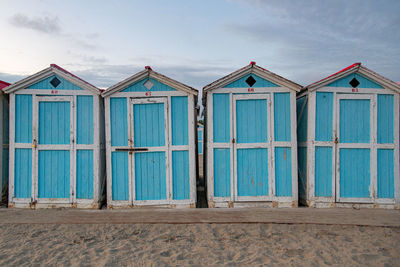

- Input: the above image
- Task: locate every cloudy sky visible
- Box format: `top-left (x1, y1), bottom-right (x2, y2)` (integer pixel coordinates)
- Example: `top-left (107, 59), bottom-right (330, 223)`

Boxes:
top-left (0, 0), bottom-right (399, 94)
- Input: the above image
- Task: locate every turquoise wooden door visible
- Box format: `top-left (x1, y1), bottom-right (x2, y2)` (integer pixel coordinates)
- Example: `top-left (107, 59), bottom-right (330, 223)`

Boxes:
top-left (233, 94), bottom-right (271, 201)
top-left (336, 94), bottom-right (373, 202)
top-left (131, 98), bottom-right (168, 202)
top-left (36, 96), bottom-right (73, 201)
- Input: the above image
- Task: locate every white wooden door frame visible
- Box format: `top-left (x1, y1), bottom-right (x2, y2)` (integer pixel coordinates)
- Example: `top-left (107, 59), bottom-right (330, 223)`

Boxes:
top-left (335, 94), bottom-right (375, 203)
top-left (33, 96), bottom-right (74, 204)
top-left (232, 94), bottom-right (273, 202)
top-left (129, 97), bottom-right (170, 205)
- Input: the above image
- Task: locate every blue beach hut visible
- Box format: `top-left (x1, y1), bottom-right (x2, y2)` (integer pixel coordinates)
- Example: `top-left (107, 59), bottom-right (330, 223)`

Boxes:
top-left (102, 66), bottom-right (198, 208)
top-left (297, 63), bottom-right (400, 209)
top-left (0, 80), bottom-right (10, 204)
top-left (203, 62), bottom-right (302, 208)
top-left (4, 64), bottom-right (105, 208)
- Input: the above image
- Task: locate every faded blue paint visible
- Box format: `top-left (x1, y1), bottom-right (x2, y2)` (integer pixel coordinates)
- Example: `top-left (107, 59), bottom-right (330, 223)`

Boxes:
top-left (198, 143), bottom-right (203, 154)
top-left (38, 150), bottom-right (70, 198)
top-left (315, 92), bottom-right (333, 141)
top-left (111, 151), bottom-right (129, 201)
top-left (213, 94), bottom-right (230, 143)
top-left (315, 146), bottom-right (332, 197)
top-left (77, 96), bottom-right (93, 145)
top-left (340, 99), bottom-right (370, 143)
top-left (135, 152), bottom-right (167, 200)
top-left (198, 128), bottom-right (203, 154)
top-left (14, 148), bottom-right (31, 198)
top-left (76, 150), bottom-right (93, 199)
top-left (2, 148), bottom-right (8, 189)
top-left (3, 97), bottom-right (9, 144)
top-left (110, 98), bottom-right (127, 147)
top-left (171, 96), bottom-right (188, 146)
top-left (122, 78), bottom-right (176, 92)
top-left (2, 96), bottom-right (9, 195)
top-left (377, 94), bottom-right (394, 144)
top-left (213, 148), bottom-right (230, 197)
top-left (340, 148), bottom-right (370, 198)
top-left (274, 93), bottom-right (291, 141)
top-left (15, 95), bottom-right (32, 143)
top-left (133, 103), bottom-right (165, 147)
top-left (198, 129), bottom-right (203, 140)
top-left (296, 96), bottom-right (308, 142)
top-left (298, 147), bottom-right (307, 199)
top-left (224, 73), bottom-right (278, 88)
top-left (172, 150), bottom-right (190, 200)
top-left (39, 101), bottom-right (70, 144)
top-left (326, 73), bottom-right (383, 88)
top-left (275, 147), bottom-right (292, 197)
top-left (236, 99), bottom-right (268, 143)
top-left (28, 75), bottom-right (83, 90)
top-left (377, 149), bottom-right (394, 198)
top-left (237, 148), bottom-right (268, 196)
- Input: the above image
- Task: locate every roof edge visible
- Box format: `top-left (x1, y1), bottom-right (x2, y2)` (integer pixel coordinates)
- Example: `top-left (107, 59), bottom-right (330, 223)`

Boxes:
top-left (302, 63), bottom-right (360, 92)
top-left (102, 67), bottom-right (198, 97)
top-left (302, 63), bottom-right (400, 93)
top-left (3, 64), bottom-right (101, 94)
top-left (203, 62), bottom-right (302, 94)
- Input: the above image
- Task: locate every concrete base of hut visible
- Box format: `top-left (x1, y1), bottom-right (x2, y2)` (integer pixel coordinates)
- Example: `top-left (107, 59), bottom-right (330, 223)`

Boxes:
top-left (208, 201), bottom-right (298, 208)
top-left (306, 201), bottom-right (399, 210)
top-left (8, 202), bottom-right (101, 209)
top-left (107, 203), bottom-right (196, 209)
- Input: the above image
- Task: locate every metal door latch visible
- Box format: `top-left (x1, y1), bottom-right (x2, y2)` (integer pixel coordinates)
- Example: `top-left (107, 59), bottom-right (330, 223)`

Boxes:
top-left (115, 148), bottom-right (149, 152)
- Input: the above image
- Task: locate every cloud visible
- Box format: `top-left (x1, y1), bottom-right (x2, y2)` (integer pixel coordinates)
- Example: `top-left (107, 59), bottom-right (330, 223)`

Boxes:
top-left (9, 13), bottom-right (98, 49)
top-left (223, 0), bottom-right (400, 84)
top-left (0, 72), bottom-right (28, 84)
top-left (9, 13), bottom-right (61, 34)
top-left (70, 60), bottom-right (235, 92)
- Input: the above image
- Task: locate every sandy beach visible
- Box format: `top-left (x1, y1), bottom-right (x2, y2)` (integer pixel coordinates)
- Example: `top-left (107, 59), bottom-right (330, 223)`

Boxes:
top-left (0, 222), bottom-right (398, 266)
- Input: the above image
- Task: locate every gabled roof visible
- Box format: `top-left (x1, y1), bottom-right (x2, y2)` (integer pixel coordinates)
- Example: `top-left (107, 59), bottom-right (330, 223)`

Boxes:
top-left (3, 64), bottom-right (101, 95)
top-left (0, 80), bottom-right (10, 90)
top-left (102, 66), bottom-right (198, 97)
top-left (303, 63), bottom-right (400, 93)
top-left (202, 62), bottom-right (302, 98)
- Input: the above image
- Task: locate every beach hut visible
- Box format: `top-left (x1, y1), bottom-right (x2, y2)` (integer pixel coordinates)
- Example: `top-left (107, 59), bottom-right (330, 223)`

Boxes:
top-left (198, 123), bottom-right (204, 155)
top-left (102, 66), bottom-right (198, 208)
top-left (203, 62), bottom-right (302, 208)
top-left (4, 64), bottom-right (105, 208)
top-left (0, 80), bottom-right (10, 204)
top-left (297, 63), bottom-right (400, 209)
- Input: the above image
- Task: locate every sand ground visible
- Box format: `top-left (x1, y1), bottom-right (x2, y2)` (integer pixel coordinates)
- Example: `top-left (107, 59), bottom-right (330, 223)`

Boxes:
top-left (0, 156), bottom-right (398, 266)
top-left (0, 223), bottom-right (398, 266)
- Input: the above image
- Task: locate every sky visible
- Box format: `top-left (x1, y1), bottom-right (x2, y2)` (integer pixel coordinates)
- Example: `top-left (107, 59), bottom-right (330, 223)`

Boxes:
top-left (0, 0), bottom-right (399, 97)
